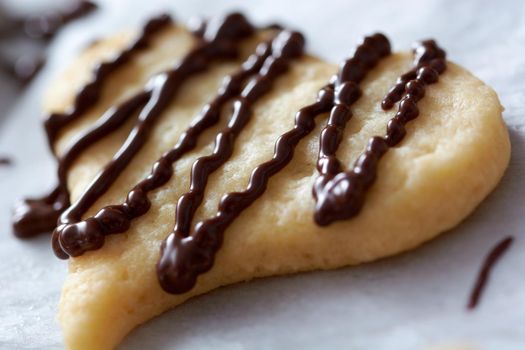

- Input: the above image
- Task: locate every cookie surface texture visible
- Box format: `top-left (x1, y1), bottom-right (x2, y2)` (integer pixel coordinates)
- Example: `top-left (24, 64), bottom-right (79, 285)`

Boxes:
top-left (45, 22), bottom-right (509, 350)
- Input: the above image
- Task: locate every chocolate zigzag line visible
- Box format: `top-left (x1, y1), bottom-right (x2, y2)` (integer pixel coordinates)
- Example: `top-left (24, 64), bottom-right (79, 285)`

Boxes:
top-left (13, 92), bottom-right (150, 239)
top-left (381, 40), bottom-right (446, 110)
top-left (174, 31), bottom-right (305, 237)
top-left (158, 30), bottom-right (306, 293)
top-left (51, 13), bottom-right (263, 259)
top-left (51, 29), bottom-right (300, 259)
top-left (12, 14), bottom-right (173, 238)
top-left (157, 33), bottom-right (392, 294)
top-left (44, 14), bottom-right (173, 150)
top-left (313, 40), bottom-right (447, 226)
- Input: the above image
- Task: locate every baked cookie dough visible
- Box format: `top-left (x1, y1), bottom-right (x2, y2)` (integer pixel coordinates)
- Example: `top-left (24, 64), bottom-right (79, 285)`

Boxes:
top-left (36, 14), bottom-right (509, 350)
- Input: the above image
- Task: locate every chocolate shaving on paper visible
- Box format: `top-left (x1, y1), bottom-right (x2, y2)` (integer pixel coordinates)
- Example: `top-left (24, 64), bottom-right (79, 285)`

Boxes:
top-left (468, 236), bottom-right (514, 309)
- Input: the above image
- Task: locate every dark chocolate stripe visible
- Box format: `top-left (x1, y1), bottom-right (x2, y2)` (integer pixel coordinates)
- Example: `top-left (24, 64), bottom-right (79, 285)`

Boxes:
top-left (52, 13), bottom-right (257, 258)
top-left (313, 39), bottom-right (447, 226)
top-left (12, 93), bottom-right (150, 238)
top-left (157, 86), bottom-right (333, 294)
top-left (468, 236), bottom-right (514, 309)
top-left (49, 33), bottom-right (281, 258)
top-left (12, 14), bottom-right (172, 238)
top-left (381, 40), bottom-right (446, 110)
top-left (44, 13), bottom-right (173, 150)
top-left (174, 31), bottom-right (304, 236)
top-left (157, 33), bottom-right (391, 294)
top-left (313, 34), bottom-right (391, 201)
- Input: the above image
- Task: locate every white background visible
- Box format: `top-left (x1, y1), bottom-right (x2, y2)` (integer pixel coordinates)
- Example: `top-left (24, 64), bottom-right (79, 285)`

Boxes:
top-left (0, 0), bottom-right (524, 349)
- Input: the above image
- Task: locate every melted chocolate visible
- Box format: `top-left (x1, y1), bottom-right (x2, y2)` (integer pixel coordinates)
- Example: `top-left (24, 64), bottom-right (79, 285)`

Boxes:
top-left (173, 31), bottom-right (304, 238)
top-left (313, 39), bottom-right (447, 226)
top-left (381, 41), bottom-right (446, 110)
top-left (51, 29), bottom-right (299, 259)
top-left (44, 13), bottom-right (173, 149)
top-left (12, 15), bottom-right (173, 238)
top-left (468, 236), bottom-right (513, 309)
top-left (52, 13), bottom-right (257, 258)
top-left (157, 34), bottom-right (391, 294)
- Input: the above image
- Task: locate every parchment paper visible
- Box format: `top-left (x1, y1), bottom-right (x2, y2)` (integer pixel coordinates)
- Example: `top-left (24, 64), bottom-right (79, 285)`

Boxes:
top-left (1, 0), bottom-right (524, 349)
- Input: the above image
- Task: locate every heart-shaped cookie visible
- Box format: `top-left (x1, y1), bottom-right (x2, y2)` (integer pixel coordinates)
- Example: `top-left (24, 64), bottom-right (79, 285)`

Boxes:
top-left (14, 12), bottom-right (509, 350)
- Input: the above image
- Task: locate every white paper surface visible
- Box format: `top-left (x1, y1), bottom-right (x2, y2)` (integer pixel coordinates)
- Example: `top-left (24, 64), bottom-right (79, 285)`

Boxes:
top-left (1, 0), bottom-right (524, 349)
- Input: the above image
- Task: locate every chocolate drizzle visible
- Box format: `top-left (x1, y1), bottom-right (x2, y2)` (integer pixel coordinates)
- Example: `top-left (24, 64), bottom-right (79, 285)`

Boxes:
top-left (12, 11), bottom-right (455, 296)
top-left (313, 39), bottom-right (447, 226)
top-left (173, 31), bottom-right (304, 237)
top-left (51, 13), bottom-right (257, 258)
top-left (381, 41), bottom-right (446, 110)
top-left (51, 28), bottom-right (302, 259)
top-left (44, 13), bottom-right (173, 149)
top-left (157, 34), bottom-right (391, 294)
top-left (468, 236), bottom-right (513, 309)
top-left (157, 31), bottom-right (306, 293)
top-left (12, 15), bottom-right (173, 238)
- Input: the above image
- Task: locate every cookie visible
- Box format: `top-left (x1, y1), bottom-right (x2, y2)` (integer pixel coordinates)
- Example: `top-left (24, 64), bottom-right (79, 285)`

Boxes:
top-left (14, 12), bottom-right (509, 350)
